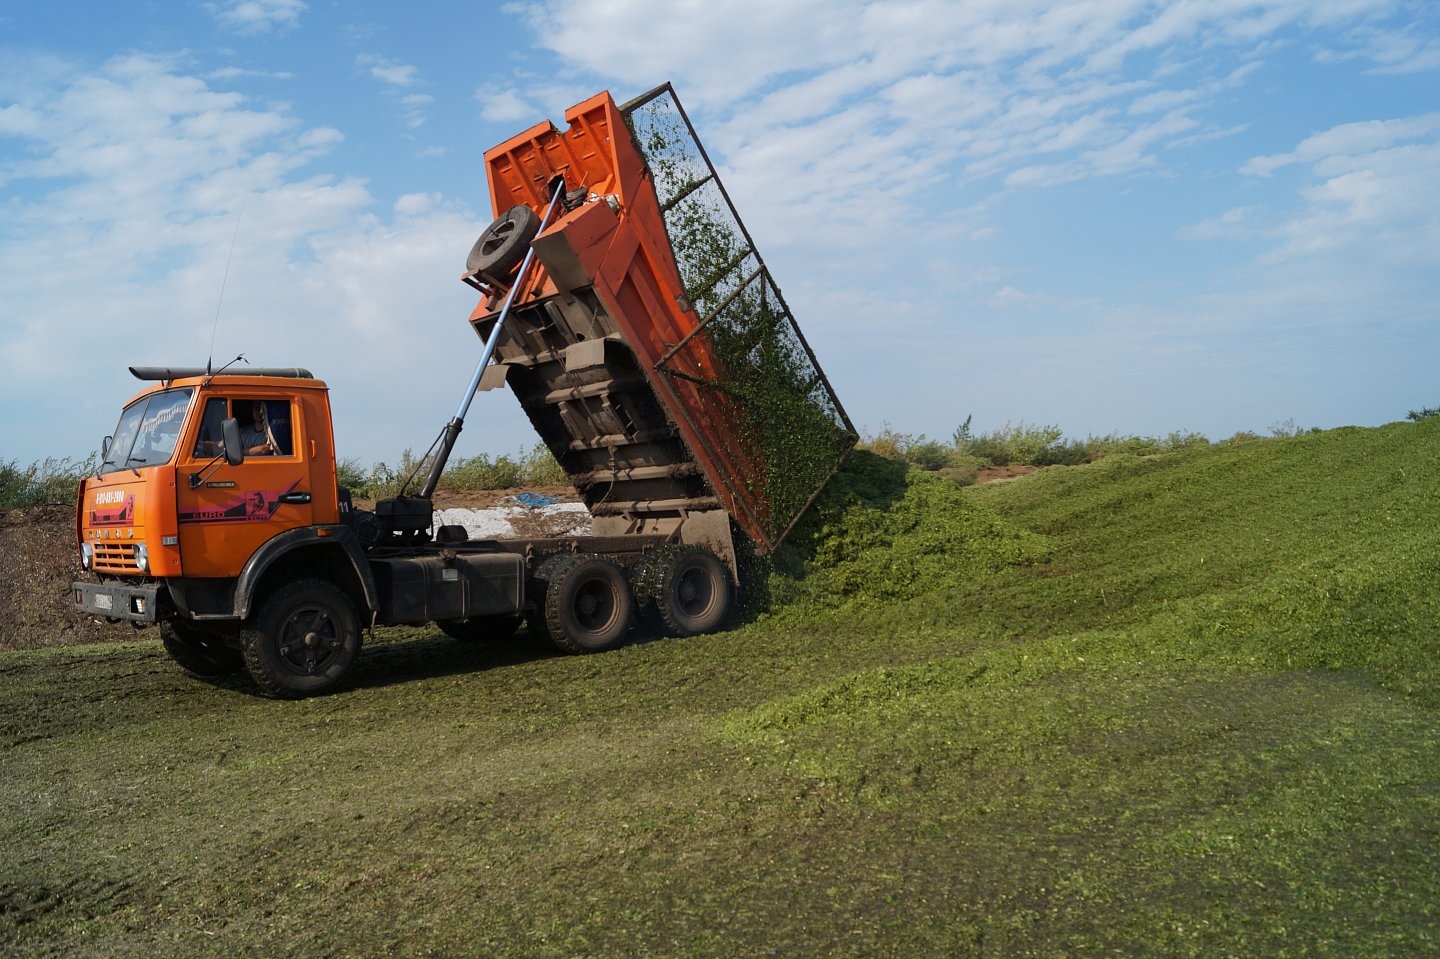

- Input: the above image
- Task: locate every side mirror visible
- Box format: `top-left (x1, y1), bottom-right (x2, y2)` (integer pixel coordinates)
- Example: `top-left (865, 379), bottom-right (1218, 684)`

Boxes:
top-left (221, 418), bottom-right (244, 466)
top-left (102, 435), bottom-right (112, 458)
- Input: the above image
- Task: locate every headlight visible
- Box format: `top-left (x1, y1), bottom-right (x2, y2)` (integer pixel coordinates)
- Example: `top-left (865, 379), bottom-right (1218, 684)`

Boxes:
top-left (80, 542), bottom-right (94, 570)
top-left (133, 543), bottom-right (149, 573)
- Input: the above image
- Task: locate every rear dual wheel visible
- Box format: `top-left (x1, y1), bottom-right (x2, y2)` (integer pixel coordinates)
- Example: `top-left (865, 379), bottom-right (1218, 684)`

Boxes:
top-left (529, 554), bottom-right (634, 654)
top-left (637, 545), bottom-right (733, 637)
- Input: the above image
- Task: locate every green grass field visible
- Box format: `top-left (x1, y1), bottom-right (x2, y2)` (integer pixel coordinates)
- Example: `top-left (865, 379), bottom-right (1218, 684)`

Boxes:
top-left (4, 421), bottom-right (1438, 957)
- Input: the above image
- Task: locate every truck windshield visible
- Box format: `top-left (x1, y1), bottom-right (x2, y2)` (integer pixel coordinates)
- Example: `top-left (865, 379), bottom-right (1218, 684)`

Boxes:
top-left (100, 388), bottom-right (194, 475)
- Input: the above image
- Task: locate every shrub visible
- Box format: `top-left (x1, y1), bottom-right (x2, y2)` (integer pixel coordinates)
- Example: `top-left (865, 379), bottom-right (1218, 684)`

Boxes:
top-left (1269, 418), bottom-right (1307, 438)
top-left (937, 465), bottom-right (979, 488)
top-left (518, 442), bottom-right (567, 486)
top-left (858, 426), bottom-right (962, 472)
top-left (967, 421), bottom-right (1064, 466)
top-left (445, 453), bottom-right (522, 491)
top-left (0, 456), bottom-right (95, 509)
top-left (336, 457), bottom-right (373, 497)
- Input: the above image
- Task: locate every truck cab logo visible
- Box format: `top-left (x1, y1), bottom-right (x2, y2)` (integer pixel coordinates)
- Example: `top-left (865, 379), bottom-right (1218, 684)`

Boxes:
top-left (178, 480), bottom-right (300, 525)
top-left (90, 493), bottom-right (135, 526)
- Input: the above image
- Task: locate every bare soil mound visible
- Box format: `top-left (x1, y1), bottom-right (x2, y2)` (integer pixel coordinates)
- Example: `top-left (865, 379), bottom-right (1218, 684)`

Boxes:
top-left (0, 503), bottom-right (133, 651)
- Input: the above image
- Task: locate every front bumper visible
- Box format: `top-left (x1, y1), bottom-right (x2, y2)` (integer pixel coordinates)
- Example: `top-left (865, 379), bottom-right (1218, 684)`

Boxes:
top-left (73, 580), bottom-right (162, 622)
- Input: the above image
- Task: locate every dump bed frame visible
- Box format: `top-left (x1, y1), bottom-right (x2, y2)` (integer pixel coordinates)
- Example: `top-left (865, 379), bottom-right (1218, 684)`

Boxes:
top-left (466, 84), bottom-right (855, 556)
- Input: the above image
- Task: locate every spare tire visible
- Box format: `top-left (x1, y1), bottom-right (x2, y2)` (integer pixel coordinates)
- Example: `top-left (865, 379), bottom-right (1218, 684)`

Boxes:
top-left (466, 204), bottom-right (540, 279)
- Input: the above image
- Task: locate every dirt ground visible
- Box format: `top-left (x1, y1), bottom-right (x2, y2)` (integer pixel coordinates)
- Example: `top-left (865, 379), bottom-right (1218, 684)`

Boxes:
top-left (0, 473), bottom-right (1035, 653)
top-left (0, 503), bottom-right (126, 651)
top-left (975, 464), bottom-right (1040, 483)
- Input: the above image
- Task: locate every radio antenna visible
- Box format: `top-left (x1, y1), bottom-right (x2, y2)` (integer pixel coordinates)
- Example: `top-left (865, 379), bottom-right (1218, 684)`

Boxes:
top-left (207, 194), bottom-right (247, 374)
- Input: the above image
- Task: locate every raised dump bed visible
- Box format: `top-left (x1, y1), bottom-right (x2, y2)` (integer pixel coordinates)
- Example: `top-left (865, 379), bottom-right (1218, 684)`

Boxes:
top-left (465, 83), bottom-right (856, 555)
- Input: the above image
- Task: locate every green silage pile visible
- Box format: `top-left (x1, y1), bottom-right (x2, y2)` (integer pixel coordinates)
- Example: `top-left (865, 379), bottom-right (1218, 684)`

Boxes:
top-left (6, 421), bottom-right (1440, 958)
top-left (761, 451), bottom-right (1047, 618)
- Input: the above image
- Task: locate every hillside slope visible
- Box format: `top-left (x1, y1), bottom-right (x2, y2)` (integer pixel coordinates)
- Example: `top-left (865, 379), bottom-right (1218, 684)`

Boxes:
top-left (3, 423), bottom-right (1438, 957)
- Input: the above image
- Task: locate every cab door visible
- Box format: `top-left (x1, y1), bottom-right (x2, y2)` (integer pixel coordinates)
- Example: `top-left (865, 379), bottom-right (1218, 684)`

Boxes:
top-left (176, 395), bottom-right (315, 578)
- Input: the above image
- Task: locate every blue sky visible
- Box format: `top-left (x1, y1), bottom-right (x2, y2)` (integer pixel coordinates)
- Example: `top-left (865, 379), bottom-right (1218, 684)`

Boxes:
top-left (2, 1), bottom-right (1437, 468)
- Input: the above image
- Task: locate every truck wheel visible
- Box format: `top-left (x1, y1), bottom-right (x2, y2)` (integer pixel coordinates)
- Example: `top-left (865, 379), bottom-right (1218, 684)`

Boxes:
top-left (644, 545), bottom-right (733, 637)
top-left (242, 579), bottom-right (361, 698)
top-left (437, 614), bottom-right (522, 642)
top-left (160, 620), bottom-right (244, 678)
top-left (531, 554), bottom-right (633, 654)
top-left (466, 205), bottom-right (540, 279)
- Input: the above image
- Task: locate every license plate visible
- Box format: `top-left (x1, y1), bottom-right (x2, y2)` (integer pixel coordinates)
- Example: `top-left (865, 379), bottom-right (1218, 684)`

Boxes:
top-left (94, 593), bottom-right (113, 611)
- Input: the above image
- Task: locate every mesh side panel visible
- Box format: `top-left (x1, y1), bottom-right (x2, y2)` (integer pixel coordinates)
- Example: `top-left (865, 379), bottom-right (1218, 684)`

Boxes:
top-left (622, 85), bottom-right (856, 545)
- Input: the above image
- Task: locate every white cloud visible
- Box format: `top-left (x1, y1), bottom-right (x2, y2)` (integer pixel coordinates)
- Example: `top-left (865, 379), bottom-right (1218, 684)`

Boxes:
top-left (208, 66), bottom-right (296, 81)
top-left (1178, 205), bottom-right (1265, 240)
top-left (1270, 138), bottom-right (1440, 263)
top-left (475, 87), bottom-right (542, 123)
top-left (208, 0), bottom-right (307, 35)
top-left (495, 0), bottom-right (1437, 446)
top-left (358, 56), bottom-right (431, 129)
top-left (394, 192), bottom-right (442, 216)
top-left (1316, 18), bottom-right (1440, 74)
top-left (501, 0), bottom-right (1417, 267)
top-left (359, 54), bottom-right (421, 88)
top-left (517, 0), bottom-right (1407, 188)
top-left (1242, 112), bottom-right (1440, 176)
top-left (0, 53), bottom-right (495, 464)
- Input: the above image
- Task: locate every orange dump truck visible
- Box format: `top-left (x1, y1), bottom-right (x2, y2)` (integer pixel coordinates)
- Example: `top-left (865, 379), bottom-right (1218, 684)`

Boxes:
top-left (72, 84), bottom-right (854, 698)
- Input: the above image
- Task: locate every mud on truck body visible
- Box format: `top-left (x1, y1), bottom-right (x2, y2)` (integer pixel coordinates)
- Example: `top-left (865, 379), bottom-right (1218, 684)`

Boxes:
top-left (73, 84), bottom-right (856, 698)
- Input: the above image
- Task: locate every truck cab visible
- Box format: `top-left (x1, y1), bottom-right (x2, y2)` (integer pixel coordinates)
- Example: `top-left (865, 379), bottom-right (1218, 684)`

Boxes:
top-left (74, 368), bottom-right (530, 698)
top-left (76, 369), bottom-right (341, 613)
top-left (72, 369), bottom-right (392, 696)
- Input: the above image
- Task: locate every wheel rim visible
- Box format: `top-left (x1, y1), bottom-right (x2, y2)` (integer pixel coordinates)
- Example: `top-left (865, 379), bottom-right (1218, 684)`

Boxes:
top-left (573, 578), bottom-right (617, 632)
top-left (479, 219), bottom-right (516, 255)
top-left (275, 604), bottom-right (344, 675)
top-left (676, 564), bottom-right (714, 617)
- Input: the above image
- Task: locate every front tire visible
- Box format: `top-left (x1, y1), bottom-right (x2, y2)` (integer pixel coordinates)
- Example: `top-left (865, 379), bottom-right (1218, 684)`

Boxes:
top-left (242, 579), bottom-right (361, 698)
top-left (160, 620), bottom-right (244, 678)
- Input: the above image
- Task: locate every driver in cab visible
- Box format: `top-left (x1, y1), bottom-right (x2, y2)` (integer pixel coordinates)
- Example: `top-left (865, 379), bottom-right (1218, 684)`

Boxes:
top-left (239, 400), bottom-right (277, 456)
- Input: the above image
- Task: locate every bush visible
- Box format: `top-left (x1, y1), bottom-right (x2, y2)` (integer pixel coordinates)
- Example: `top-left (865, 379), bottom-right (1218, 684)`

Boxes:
top-left (966, 421), bottom-right (1064, 466)
top-left (518, 442), bottom-right (567, 486)
top-left (858, 426), bottom-right (964, 472)
top-left (443, 443), bottom-right (567, 490)
top-left (937, 465), bottom-right (979, 488)
top-left (445, 452), bottom-right (523, 491)
top-left (0, 457), bottom-right (94, 509)
top-left (1269, 418), bottom-right (1307, 438)
top-left (858, 419), bottom-right (1220, 475)
top-left (334, 443), bottom-right (566, 498)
